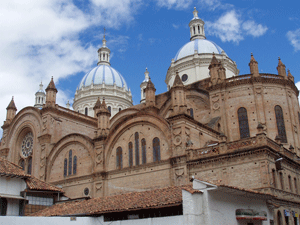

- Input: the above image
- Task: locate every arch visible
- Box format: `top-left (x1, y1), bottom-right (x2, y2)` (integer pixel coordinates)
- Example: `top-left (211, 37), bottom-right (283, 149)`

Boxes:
top-left (275, 105), bottom-right (287, 143)
top-left (135, 132), bottom-right (140, 166)
top-left (128, 142), bottom-right (133, 167)
top-left (141, 138), bottom-right (146, 164)
top-left (116, 147), bottom-right (123, 169)
top-left (153, 137), bottom-right (161, 162)
top-left (238, 107), bottom-right (250, 139)
top-left (47, 133), bottom-right (95, 181)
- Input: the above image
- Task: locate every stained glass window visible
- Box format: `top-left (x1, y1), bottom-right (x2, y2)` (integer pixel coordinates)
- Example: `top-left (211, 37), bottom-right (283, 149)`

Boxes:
top-left (142, 138), bottom-right (146, 164)
top-left (275, 105), bottom-right (287, 143)
top-left (68, 150), bottom-right (72, 175)
top-left (190, 108), bottom-right (194, 119)
top-left (73, 156), bottom-right (77, 175)
top-left (128, 142), bottom-right (133, 167)
top-left (153, 137), bottom-right (161, 162)
top-left (135, 132), bottom-right (139, 166)
top-left (108, 106), bottom-right (111, 113)
top-left (116, 147), bottom-right (122, 169)
top-left (64, 158), bottom-right (67, 177)
top-left (238, 107), bottom-right (250, 139)
top-left (27, 157), bottom-right (32, 175)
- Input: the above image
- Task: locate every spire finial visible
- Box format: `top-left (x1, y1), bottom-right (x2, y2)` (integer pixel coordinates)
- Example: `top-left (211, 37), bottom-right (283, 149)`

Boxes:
top-left (102, 27), bottom-right (107, 47)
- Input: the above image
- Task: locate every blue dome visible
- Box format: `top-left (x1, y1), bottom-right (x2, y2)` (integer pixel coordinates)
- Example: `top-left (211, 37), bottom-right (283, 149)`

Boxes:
top-left (79, 65), bottom-right (129, 91)
top-left (175, 39), bottom-right (225, 61)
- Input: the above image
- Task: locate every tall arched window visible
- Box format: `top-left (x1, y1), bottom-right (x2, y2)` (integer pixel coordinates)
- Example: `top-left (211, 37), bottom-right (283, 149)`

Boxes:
top-left (272, 169), bottom-right (277, 188)
top-left (85, 107), bottom-right (88, 116)
top-left (73, 156), bottom-right (77, 175)
top-left (279, 172), bottom-right (284, 190)
top-left (64, 158), bottom-right (67, 177)
top-left (128, 142), bottom-right (133, 167)
top-left (19, 159), bottom-right (25, 171)
top-left (116, 147), bottom-right (123, 169)
top-left (275, 105), bottom-right (287, 143)
top-left (153, 137), bottom-right (161, 162)
top-left (27, 157), bottom-right (32, 175)
top-left (294, 178), bottom-right (298, 194)
top-left (277, 211), bottom-right (283, 225)
top-left (141, 138), bottom-right (146, 164)
top-left (135, 132), bottom-right (140, 166)
top-left (298, 112), bottom-right (300, 125)
top-left (190, 108), bottom-right (194, 119)
top-left (108, 106), bottom-right (111, 114)
top-left (288, 175), bottom-right (292, 192)
top-left (238, 107), bottom-right (250, 139)
top-left (68, 150), bottom-right (72, 176)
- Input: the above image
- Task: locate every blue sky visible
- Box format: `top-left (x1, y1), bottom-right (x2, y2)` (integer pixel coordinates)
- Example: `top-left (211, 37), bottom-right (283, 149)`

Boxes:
top-left (0, 0), bottom-right (299, 136)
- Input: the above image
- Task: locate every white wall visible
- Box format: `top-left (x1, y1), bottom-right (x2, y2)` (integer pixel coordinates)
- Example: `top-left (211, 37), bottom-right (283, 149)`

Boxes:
top-left (0, 177), bottom-right (26, 196)
top-left (0, 215), bottom-right (184, 225)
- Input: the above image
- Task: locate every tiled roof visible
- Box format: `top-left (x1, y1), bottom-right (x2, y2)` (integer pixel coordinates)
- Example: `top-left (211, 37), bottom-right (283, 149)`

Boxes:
top-left (0, 157), bottom-right (63, 193)
top-left (0, 156), bottom-right (29, 178)
top-left (26, 177), bottom-right (64, 193)
top-left (33, 185), bottom-right (195, 217)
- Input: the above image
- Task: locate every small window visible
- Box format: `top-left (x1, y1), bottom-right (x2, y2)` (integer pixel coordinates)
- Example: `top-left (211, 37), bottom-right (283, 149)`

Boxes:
top-left (181, 74), bottom-right (188, 82)
top-left (85, 107), bottom-right (88, 116)
top-left (128, 142), bottom-right (133, 167)
top-left (190, 108), bottom-right (194, 118)
top-left (238, 107), bottom-right (250, 139)
top-left (27, 157), bottom-right (32, 175)
top-left (119, 108), bottom-right (121, 112)
top-left (68, 150), bottom-right (72, 176)
top-left (135, 132), bottom-right (140, 166)
top-left (108, 106), bottom-right (111, 113)
top-left (73, 156), bottom-right (77, 175)
top-left (288, 175), bottom-right (292, 192)
top-left (153, 137), bottom-right (161, 162)
top-left (64, 158), bottom-right (67, 177)
top-left (272, 169), bottom-right (277, 188)
top-left (142, 138), bottom-right (146, 164)
top-left (275, 105), bottom-right (287, 143)
top-left (295, 178), bottom-right (298, 194)
top-left (0, 198), bottom-right (7, 216)
top-left (116, 147), bottom-right (123, 169)
top-left (279, 172), bottom-right (284, 190)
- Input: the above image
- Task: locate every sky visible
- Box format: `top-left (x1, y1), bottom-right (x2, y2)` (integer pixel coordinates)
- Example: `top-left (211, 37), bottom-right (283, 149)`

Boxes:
top-left (0, 0), bottom-right (300, 137)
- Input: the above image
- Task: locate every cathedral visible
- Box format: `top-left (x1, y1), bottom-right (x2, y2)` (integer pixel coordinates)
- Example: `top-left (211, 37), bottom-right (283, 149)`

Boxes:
top-left (1, 7), bottom-right (300, 223)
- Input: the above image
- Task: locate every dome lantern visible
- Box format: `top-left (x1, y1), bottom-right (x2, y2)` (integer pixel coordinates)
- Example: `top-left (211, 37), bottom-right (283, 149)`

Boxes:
top-left (97, 28), bottom-right (111, 66)
top-left (189, 7), bottom-right (205, 41)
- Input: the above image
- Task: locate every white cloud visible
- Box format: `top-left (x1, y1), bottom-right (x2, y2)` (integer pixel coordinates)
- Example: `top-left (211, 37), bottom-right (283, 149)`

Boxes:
top-left (287, 28), bottom-right (300, 52)
top-left (206, 10), bottom-right (268, 43)
top-left (198, 0), bottom-right (232, 11)
top-left (155, 0), bottom-right (192, 9)
top-left (172, 24), bottom-right (180, 29)
top-left (0, 0), bottom-right (144, 137)
top-left (242, 20), bottom-right (268, 37)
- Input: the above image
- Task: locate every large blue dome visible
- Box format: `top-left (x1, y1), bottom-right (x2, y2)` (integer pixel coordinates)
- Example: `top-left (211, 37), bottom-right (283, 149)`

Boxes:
top-left (78, 65), bottom-right (129, 91)
top-left (174, 39), bottom-right (226, 61)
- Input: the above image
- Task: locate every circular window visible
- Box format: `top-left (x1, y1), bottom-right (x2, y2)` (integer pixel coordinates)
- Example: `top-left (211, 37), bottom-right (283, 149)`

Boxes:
top-left (84, 187), bottom-right (89, 196)
top-left (181, 74), bottom-right (188, 82)
top-left (21, 132), bottom-right (33, 157)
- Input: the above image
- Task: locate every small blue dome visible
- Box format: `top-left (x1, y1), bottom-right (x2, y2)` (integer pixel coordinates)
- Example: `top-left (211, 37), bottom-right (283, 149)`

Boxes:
top-left (175, 39), bottom-right (225, 61)
top-left (79, 65), bottom-right (129, 91)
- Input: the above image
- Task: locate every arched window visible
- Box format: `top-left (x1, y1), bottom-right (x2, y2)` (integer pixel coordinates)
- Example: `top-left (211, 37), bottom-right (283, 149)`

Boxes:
top-left (85, 107), bottom-right (88, 116)
top-left (217, 123), bottom-right (221, 132)
top-left (141, 138), bottom-right (146, 164)
top-left (0, 198), bottom-right (7, 216)
top-left (294, 178), bottom-right (298, 194)
top-left (277, 211), bottom-right (283, 225)
top-left (238, 107), bottom-right (250, 139)
top-left (64, 158), bottom-right (67, 177)
top-left (279, 172), bottom-right (284, 190)
top-left (68, 150), bottom-right (72, 176)
top-left (38, 97), bottom-right (40, 103)
top-left (19, 159), bottom-right (25, 171)
top-left (73, 156), bottom-right (77, 175)
top-left (108, 106), bottom-right (111, 113)
top-left (119, 108), bottom-right (121, 112)
top-left (198, 26), bottom-right (200, 33)
top-left (27, 157), bottom-right (32, 175)
top-left (135, 132), bottom-right (140, 166)
top-left (116, 147), bottom-right (123, 169)
top-left (193, 26), bottom-right (195, 34)
top-left (153, 137), bottom-right (161, 162)
top-left (128, 142), bottom-right (133, 167)
top-left (288, 175), bottom-right (292, 192)
top-left (272, 169), bottom-right (277, 188)
top-left (190, 108), bottom-right (194, 119)
top-left (275, 105), bottom-right (287, 143)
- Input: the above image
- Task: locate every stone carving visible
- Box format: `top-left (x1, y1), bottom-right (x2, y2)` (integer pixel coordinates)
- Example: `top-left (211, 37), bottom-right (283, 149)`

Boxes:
top-left (42, 116), bottom-right (47, 132)
top-left (1, 130), bottom-right (7, 145)
top-left (175, 168), bottom-right (184, 177)
top-left (174, 135), bottom-right (182, 146)
top-left (95, 182), bottom-right (103, 191)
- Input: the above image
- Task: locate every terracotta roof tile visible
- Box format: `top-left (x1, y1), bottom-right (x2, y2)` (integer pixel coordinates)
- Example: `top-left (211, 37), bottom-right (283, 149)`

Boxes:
top-left (33, 185), bottom-right (194, 217)
top-left (26, 177), bottom-right (64, 193)
top-left (0, 157), bottom-right (29, 178)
